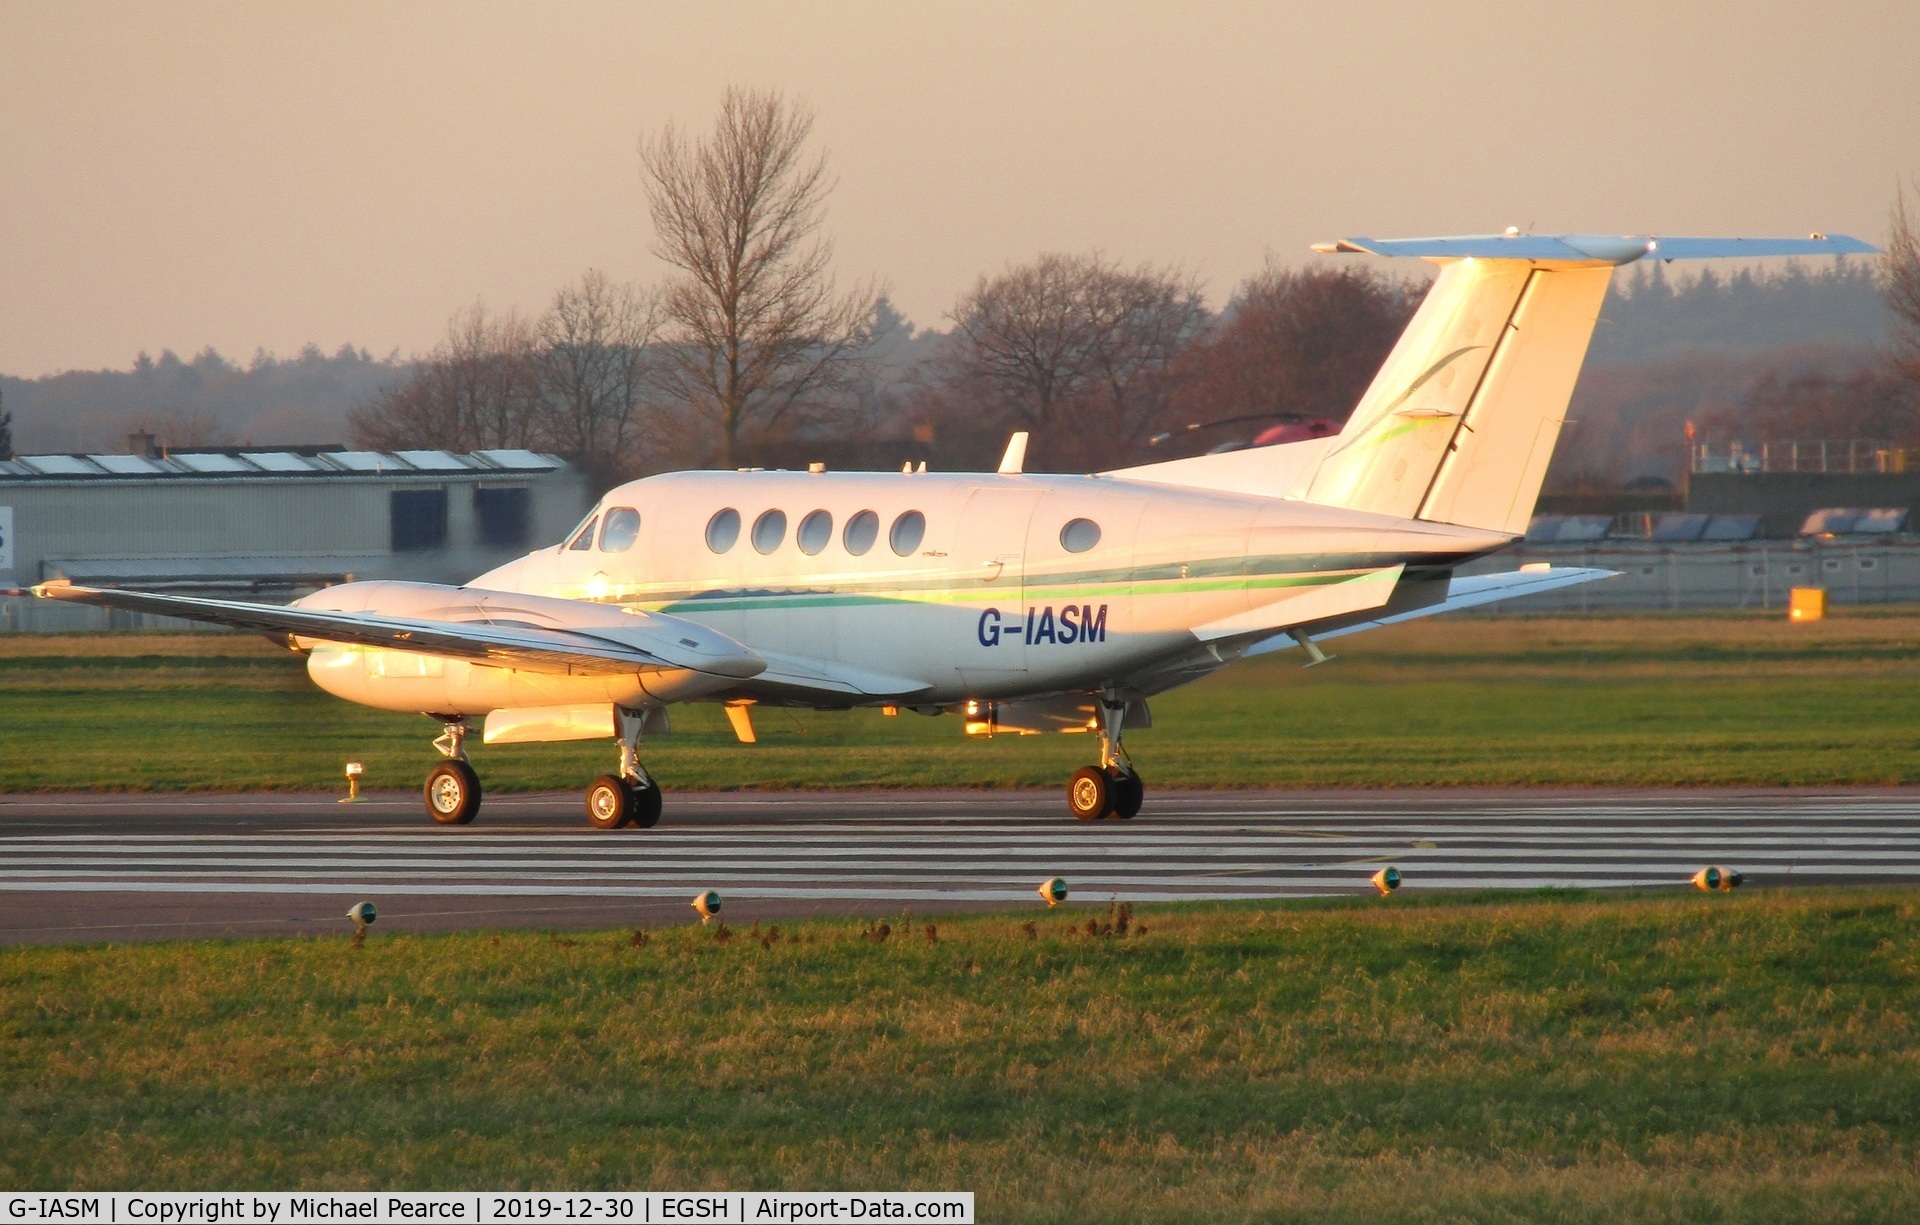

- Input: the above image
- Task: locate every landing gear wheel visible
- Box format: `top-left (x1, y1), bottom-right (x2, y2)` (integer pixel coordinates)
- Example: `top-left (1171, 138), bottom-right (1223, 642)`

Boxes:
top-left (1069, 766), bottom-right (1112, 821)
top-left (629, 781), bottom-right (663, 829)
top-left (585, 775), bottom-right (634, 830)
top-left (424, 760), bottom-right (481, 825)
top-left (1106, 768), bottom-right (1144, 820)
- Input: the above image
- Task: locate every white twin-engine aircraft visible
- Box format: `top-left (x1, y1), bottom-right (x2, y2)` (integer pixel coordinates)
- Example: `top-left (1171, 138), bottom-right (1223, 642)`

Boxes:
top-left (37, 231), bottom-right (1876, 826)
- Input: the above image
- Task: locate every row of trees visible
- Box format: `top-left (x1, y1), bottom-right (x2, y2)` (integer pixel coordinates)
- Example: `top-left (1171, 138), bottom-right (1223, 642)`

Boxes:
top-left (349, 273), bottom-right (660, 489)
top-left (350, 88), bottom-right (1424, 485)
top-left (1683, 185), bottom-right (1920, 450)
top-left (350, 86), bottom-right (1920, 490)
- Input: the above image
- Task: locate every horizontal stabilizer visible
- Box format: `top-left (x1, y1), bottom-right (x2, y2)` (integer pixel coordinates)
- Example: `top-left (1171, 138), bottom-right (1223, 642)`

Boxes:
top-left (1314, 232), bottom-right (1876, 264)
top-left (1243, 565), bottom-right (1613, 656)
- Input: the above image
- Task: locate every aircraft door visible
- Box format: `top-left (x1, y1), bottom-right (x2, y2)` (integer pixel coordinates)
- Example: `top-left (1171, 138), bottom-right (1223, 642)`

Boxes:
top-left (954, 485), bottom-right (1044, 679)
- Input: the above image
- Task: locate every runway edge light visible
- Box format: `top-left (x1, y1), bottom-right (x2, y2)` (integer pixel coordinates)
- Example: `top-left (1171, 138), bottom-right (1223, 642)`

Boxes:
top-left (692, 889), bottom-right (722, 923)
top-left (1691, 867), bottom-right (1744, 892)
top-left (340, 761), bottom-right (366, 804)
top-left (1039, 878), bottom-right (1067, 907)
top-left (347, 901), bottom-right (377, 941)
top-left (1372, 866), bottom-right (1402, 895)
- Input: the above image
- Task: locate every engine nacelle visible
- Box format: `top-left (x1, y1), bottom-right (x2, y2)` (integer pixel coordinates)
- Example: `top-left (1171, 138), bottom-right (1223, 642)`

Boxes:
top-left (305, 645), bottom-right (728, 715)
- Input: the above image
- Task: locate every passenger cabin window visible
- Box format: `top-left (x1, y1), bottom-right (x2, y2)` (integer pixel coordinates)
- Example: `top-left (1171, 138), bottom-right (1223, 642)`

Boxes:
top-left (890, 510), bottom-right (926, 556)
top-left (843, 510), bottom-right (879, 556)
top-left (706, 508), bottom-right (741, 553)
top-left (797, 509), bottom-right (833, 555)
top-left (752, 509), bottom-right (788, 554)
top-left (599, 507), bottom-right (640, 552)
top-left (1060, 518), bottom-right (1101, 553)
top-left (566, 514), bottom-right (598, 551)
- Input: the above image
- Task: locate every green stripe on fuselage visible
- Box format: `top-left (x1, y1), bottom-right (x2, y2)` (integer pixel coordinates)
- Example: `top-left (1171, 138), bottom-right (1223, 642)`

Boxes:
top-left (612, 550), bottom-right (1468, 615)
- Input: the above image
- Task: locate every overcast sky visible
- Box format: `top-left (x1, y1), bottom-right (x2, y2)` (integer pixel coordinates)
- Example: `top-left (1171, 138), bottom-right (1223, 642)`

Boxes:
top-left (2, 0), bottom-right (1916, 376)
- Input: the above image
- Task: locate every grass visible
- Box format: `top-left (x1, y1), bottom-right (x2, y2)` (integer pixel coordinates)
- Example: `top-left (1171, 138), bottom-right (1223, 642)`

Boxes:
top-left (4, 889), bottom-right (1920, 1220)
top-left (3, 609), bottom-right (1920, 791)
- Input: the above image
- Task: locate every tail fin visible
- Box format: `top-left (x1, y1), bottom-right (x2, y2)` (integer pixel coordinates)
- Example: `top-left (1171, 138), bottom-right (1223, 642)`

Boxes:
top-left (1297, 231), bottom-right (1877, 534)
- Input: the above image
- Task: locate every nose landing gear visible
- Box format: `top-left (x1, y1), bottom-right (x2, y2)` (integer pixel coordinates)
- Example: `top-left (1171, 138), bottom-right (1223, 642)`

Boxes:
top-left (585, 707), bottom-right (665, 830)
top-left (423, 717), bottom-right (481, 825)
top-left (1067, 692), bottom-right (1145, 821)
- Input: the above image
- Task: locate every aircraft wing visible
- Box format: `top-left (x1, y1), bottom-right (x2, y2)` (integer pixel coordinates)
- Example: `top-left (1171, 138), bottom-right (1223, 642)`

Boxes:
top-left (1243, 565), bottom-right (1614, 657)
top-left (28, 581), bottom-right (766, 680)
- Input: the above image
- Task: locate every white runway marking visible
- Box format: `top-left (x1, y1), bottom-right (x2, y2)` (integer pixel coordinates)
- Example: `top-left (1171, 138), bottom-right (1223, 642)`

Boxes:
top-left (4, 790), bottom-right (1917, 926)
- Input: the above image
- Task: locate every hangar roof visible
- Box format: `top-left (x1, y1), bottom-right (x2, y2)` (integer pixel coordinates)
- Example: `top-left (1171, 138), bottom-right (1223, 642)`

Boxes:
top-left (0, 448), bottom-right (565, 480)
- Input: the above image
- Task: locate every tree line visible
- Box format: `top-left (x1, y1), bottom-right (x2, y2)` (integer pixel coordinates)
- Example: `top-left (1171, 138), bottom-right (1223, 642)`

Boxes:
top-left (350, 88), bottom-right (1419, 487)
top-left (349, 86), bottom-right (1920, 490)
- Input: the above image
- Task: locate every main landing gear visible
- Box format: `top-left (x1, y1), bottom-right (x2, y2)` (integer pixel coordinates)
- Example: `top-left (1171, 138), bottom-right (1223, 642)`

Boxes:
top-left (424, 717), bottom-right (481, 825)
top-left (1067, 693), bottom-right (1145, 822)
top-left (418, 709), bottom-right (665, 830)
top-left (584, 709), bottom-right (663, 830)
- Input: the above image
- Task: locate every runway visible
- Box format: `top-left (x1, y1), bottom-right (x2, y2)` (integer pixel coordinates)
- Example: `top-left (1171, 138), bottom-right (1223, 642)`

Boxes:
top-left (2, 788), bottom-right (1917, 943)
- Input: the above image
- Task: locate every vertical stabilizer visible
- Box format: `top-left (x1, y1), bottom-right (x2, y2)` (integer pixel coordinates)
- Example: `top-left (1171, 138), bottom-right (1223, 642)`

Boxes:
top-left (1297, 258), bottom-right (1612, 535)
top-left (1110, 232), bottom-right (1873, 518)
top-left (1297, 230), bottom-right (1873, 534)
top-left (1297, 258), bottom-right (1541, 522)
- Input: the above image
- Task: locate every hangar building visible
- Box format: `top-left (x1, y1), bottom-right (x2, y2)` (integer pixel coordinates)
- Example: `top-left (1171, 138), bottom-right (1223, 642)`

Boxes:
top-left (0, 447), bottom-right (590, 631)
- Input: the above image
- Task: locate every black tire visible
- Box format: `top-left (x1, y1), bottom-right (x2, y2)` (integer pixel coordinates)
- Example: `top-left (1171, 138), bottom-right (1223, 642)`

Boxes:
top-left (424, 760), bottom-right (481, 825)
top-left (1108, 769), bottom-right (1144, 820)
top-left (585, 775), bottom-right (633, 830)
top-left (1068, 766), bottom-right (1111, 821)
top-left (629, 781), bottom-right (663, 829)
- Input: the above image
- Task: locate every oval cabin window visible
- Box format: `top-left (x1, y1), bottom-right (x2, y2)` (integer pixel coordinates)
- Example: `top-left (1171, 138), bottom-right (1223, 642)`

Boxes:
top-left (706, 508), bottom-right (741, 554)
top-left (797, 509), bottom-right (833, 556)
top-left (752, 509), bottom-right (788, 554)
top-left (843, 509), bottom-right (879, 556)
top-left (890, 510), bottom-right (926, 556)
top-left (598, 507), bottom-right (640, 552)
top-left (1060, 518), bottom-right (1101, 553)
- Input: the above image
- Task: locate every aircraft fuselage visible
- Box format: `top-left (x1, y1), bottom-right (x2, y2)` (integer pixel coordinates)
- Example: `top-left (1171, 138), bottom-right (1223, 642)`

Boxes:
top-left (303, 469), bottom-right (1509, 714)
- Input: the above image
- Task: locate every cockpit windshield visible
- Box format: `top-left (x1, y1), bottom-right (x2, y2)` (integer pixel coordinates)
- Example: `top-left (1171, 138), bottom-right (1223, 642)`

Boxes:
top-left (566, 514), bottom-right (599, 551)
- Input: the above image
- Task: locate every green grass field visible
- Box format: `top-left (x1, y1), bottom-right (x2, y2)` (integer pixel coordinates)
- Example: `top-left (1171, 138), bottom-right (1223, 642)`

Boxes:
top-left (5, 889), bottom-right (1919, 1221)
top-left (2, 609), bottom-right (1919, 791)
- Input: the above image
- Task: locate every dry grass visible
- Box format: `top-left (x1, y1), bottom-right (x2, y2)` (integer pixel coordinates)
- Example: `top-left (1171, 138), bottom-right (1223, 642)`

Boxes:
top-left (4, 889), bottom-right (1920, 1220)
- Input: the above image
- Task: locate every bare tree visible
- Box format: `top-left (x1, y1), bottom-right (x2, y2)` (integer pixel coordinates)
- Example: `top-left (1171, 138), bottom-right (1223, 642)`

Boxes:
top-left (641, 87), bottom-right (876, 467)
top-left (1170, 263), bottom-right (1422, 435)
top-left (350, 304), bottom-right (541, 452)
top-left (1079, 264), bottom-right (1207, 451)
top-left (1887, 180), bottom-right (1920, 398)
top-left (943, 252), bottom-right (1204, 468)
top-left (538, 271), bottom-right (663, 488)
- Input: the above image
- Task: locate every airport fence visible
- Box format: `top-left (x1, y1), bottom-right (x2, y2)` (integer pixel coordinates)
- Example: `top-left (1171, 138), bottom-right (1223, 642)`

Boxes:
top-left (1460, 538), bottom-right (1920, 612)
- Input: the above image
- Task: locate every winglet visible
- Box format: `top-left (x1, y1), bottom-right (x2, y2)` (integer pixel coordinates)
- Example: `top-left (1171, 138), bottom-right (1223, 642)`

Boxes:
top-left (998, 431), bottom-right (1029, 475)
